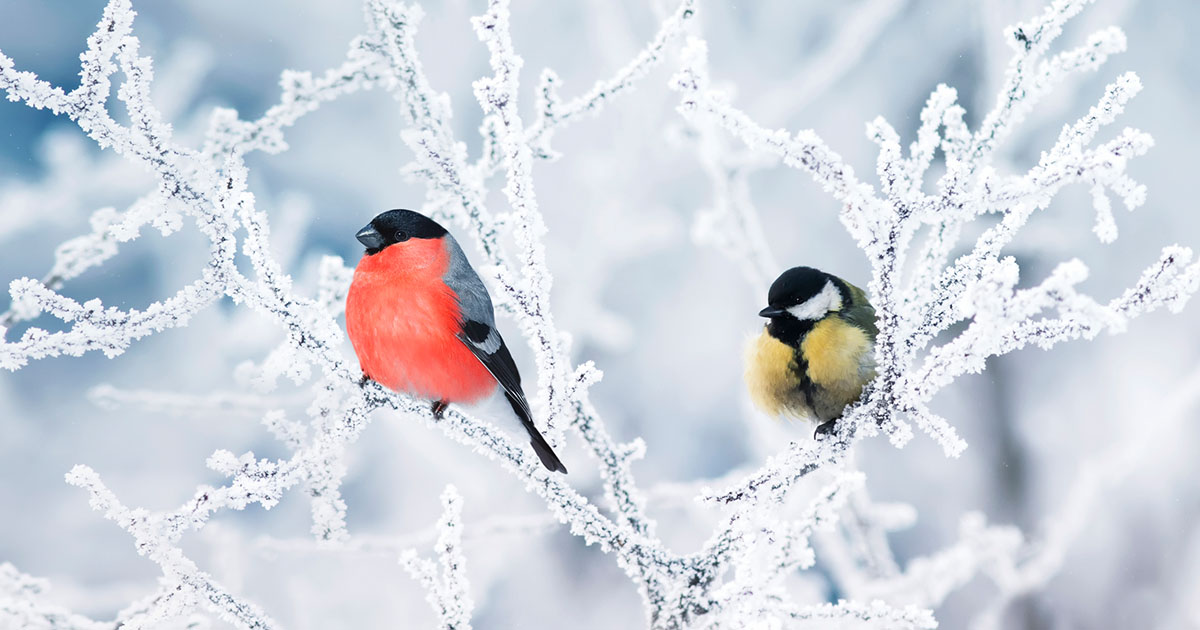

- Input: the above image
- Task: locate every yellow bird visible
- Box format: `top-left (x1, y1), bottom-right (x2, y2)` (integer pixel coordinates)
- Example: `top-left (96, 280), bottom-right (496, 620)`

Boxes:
top-left (745, 266), bottom-right (877, 434)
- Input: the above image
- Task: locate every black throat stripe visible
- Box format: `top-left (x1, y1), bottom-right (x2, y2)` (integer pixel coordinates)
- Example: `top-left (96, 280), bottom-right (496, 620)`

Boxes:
top-left (767, 317), bottom-right (815, 347)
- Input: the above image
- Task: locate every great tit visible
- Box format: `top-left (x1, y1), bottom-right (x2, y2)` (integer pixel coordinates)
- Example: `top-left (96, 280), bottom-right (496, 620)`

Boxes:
top-left (345, 209), bottom-right (568, 473)
top-left (744, 266), bottom-right (877, 434)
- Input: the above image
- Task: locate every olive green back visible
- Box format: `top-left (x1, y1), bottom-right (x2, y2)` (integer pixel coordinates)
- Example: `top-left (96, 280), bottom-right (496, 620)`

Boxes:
top-left (839, 281), bottom-right (878, 341)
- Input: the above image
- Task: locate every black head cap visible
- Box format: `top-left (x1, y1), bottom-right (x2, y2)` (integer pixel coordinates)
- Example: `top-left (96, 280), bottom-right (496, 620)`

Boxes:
top-left (759, 266), bottom-right (831, 318)
top-left (356, 209), bottom-right (448, 254)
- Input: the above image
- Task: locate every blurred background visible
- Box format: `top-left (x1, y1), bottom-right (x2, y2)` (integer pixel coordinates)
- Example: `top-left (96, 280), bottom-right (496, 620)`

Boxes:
top-left (1, 0), bottom-right (1197, 628)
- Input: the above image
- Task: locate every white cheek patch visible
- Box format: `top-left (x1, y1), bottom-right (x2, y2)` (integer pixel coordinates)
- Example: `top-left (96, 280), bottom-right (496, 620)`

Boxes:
top-left (786, 280), bottom-right (843, 320)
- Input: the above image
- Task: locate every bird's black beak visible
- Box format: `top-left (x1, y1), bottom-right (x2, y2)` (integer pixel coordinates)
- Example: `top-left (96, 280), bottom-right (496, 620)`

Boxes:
top-left (758, 305), bottom-right (785, 318)
top-left (356, 224), bottom-right (386, 251)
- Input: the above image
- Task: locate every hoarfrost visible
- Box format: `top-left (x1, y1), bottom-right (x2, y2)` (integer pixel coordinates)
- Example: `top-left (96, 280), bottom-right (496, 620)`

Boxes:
top-left (1, 0), bottom-right (1196, 628)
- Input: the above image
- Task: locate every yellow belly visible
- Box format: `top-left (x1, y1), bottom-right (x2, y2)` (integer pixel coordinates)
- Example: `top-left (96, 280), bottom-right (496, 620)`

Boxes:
top-left (744, 319), bottom-right (874, 422)
top-left (744, 329), bottom-right (808, 418)
top-left (800, 317), bottom-right (873, 408)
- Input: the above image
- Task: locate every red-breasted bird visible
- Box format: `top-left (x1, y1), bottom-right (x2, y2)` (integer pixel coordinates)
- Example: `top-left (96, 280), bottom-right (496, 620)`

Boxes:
top-left (345, 209), bottom-right (567, 473)
top-left (744, 266), bottom-right (877, 435)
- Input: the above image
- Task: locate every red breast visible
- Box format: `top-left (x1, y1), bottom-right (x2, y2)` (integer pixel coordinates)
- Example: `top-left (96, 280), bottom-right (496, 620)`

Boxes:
top-left (345, 237), bottom-right (497, 403)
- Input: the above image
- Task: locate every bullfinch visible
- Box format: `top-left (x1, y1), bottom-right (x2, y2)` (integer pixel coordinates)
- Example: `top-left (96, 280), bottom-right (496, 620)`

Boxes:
top-left (744, 266), bottom-right (878, 435)
top-left (345, 209), bottom-right (567, 473)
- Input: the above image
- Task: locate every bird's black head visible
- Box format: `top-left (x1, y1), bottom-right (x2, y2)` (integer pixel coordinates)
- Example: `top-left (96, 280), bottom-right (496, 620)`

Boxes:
top-left (758, 266), bottom-right (851, 345)
top-left (356, 209), bottom-right (448, 254)
top-left (759, 266), bottom-right (849, 321)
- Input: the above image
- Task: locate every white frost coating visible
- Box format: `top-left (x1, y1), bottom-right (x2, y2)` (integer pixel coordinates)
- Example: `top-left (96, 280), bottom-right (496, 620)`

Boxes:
top-left (63, 465), bottom-right (281, 629)
top-left (781, 600), bottom-right (936, 630)
top-left (1, 563), bottom-right (111, 630)
top-left (687, 135), bottom-right (779, 294)
top-left (673, 0), bottom-right (1198, 465)
top-left (852, 513), bottom-right (1024, 608)
top-left (399, 486), bottom-right (475, 630)
top-left (679, 14), bottom-right (908, 592)
top-left (0, 563), bottom-right (211, 630)
top-left (0, 0), bottom-right (715, 627)
top-left (257, 511), bottom-right (560, 558)
top-left (672, 0), bottom-right (1200, 626)
top-left (1, 0), bottom-right (1197, 629)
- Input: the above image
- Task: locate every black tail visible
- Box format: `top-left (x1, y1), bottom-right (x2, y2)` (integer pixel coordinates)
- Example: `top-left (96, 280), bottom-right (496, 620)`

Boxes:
top-left (504, 392), bottom-right (568, 474)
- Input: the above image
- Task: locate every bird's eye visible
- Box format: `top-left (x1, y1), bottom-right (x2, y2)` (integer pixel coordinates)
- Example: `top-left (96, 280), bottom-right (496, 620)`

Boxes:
top-left (394, 230), bottom-right (410, 242)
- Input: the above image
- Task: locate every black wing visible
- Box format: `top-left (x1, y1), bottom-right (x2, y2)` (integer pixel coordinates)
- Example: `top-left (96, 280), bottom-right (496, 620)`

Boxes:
top-left (459, 320), bottom-right (568, 474)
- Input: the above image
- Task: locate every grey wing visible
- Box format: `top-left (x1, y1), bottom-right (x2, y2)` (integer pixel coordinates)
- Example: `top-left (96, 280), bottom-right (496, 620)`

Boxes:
top-left (442, 235), bottom-right (497, 331)
top-left (444, 236), bottom-right (567, 473)
top-left (442, 235), bottom-right (518, 402)
top-left (441, 235), bottom-right (518, 398)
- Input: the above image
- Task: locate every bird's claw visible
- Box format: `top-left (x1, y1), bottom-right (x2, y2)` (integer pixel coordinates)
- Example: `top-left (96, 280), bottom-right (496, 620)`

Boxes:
top-left (431, 399), bottom-right (448, 419)
top-left (814, 419), bottom-right (838, 440)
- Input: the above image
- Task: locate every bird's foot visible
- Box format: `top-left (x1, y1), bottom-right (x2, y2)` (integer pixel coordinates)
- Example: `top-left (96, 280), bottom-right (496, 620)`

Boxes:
top-left (358, 374), bottom-right (370, 388)
top-left (431, 399), bottom-right (448, 420)
top-left (814, 419), bottom-right (838, 440)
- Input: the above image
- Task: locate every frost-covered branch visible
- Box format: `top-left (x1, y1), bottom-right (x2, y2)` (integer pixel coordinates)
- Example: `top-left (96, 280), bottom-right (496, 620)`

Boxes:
top-left (64, 466), bottom-right (280, 630)
top-left (258, 512), bottom-right (559, 558)
top-left (681, 30), bottom-right (910, 580)
top-left (756, 0), bottom-right (910, 122)
top-left (781, 600), bottom-right (935, 630)
top-left (399, 486), bottom-right (475, 630)
top-left (850, 513), bottom-right (1023, 609)
top-left (1, 563), bottom-right (111, 630)
top-left (673, 38), bottom-right (882, 245)
top-left (670, 0), bottom-right (1199, 625)
top-left (682, 117), bottom-right (779, 293)
top-left (673, 0), bottom-right (1198, 464)
top-left (695, 471), bottom-right (866, 623)
top-left (3, 0), bottom-right (702, 624)
top-left (3, 0), bottom-right (1196, 628)
top-left (522, 0), bottom-right (696, 162)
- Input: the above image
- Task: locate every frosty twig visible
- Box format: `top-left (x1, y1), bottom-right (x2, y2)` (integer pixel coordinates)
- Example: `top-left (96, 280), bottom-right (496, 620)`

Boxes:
top-left (1, 0), bottom-right (1197, 628)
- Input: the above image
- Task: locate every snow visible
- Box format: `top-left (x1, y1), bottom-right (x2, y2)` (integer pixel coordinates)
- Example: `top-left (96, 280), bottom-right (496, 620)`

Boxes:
top-left (1, 0), bottom-right (1198, 628)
